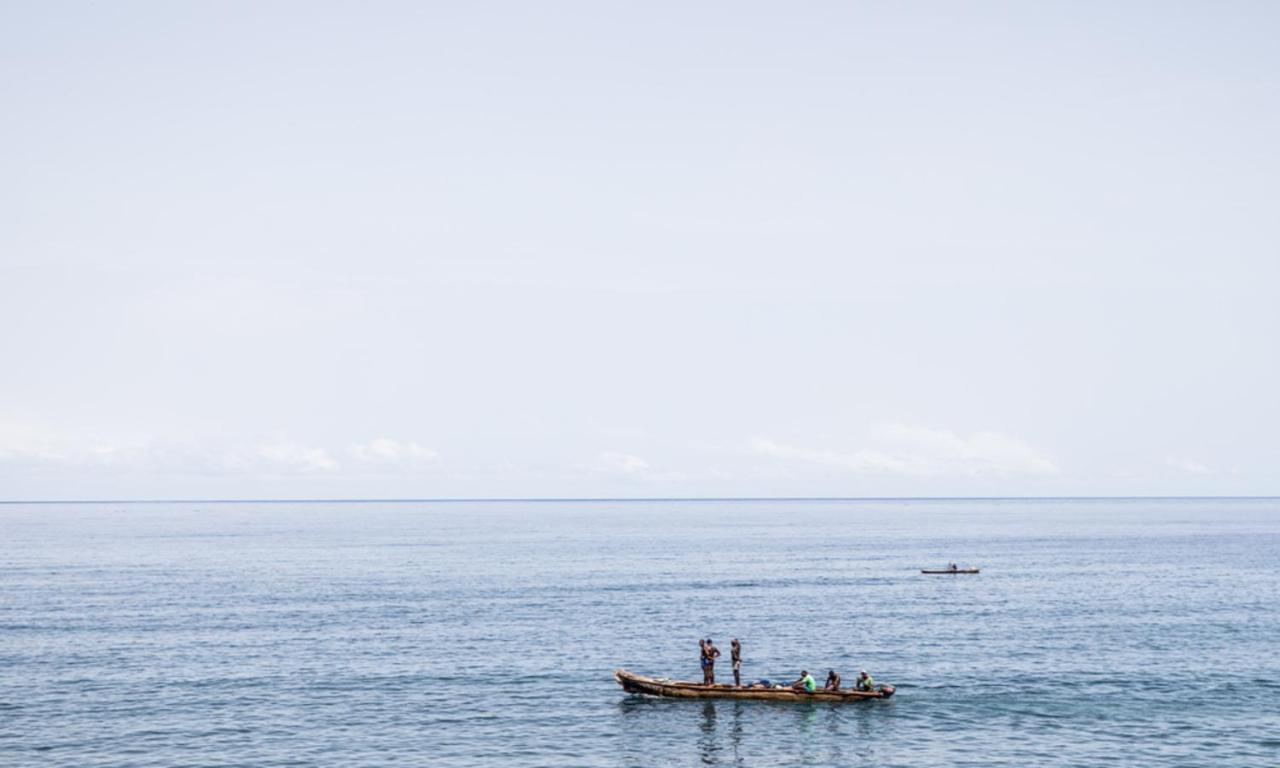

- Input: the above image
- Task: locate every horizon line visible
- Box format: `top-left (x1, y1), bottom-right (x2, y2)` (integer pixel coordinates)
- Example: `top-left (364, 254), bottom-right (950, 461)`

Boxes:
top-left (1, 495), bottom-right (1277, 505)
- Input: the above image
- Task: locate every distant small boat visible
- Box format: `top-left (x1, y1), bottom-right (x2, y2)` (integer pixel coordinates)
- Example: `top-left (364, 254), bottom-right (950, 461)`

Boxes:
top-left (921, 567), bottom-right (980, 574)
top-left (614, 668), bottom-right (894, 700)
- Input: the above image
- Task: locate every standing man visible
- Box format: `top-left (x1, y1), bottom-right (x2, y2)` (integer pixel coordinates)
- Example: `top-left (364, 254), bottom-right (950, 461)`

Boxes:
top-left (704, 638), bottom-right (721, 685)
top-left (699, 639), bottom-right (708, 683)
top-left (730, 639), bottom-right (742, 687)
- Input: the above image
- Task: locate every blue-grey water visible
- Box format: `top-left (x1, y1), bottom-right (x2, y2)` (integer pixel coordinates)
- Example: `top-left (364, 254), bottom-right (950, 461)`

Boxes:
top-left (2, 498), bottom-right (1278, 767)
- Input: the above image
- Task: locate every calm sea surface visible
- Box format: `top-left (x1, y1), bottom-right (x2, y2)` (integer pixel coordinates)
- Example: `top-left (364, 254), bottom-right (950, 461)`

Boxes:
top-left (1, 498), bottom-right (1278, 767)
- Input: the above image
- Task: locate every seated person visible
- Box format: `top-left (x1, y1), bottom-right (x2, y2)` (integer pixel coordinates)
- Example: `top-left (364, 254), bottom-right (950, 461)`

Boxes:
top-left (855, 670), bottom-right (875, 691)
top-left (791, 670), bottom-right (817, 693)
top-left (824, 670), bottom-right (841, 690)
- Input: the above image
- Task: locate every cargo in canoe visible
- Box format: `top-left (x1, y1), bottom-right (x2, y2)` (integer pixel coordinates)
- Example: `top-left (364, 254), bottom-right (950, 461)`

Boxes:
top-left (614, 668), bottom-right (894, 700)
top-left (921, 568), bottom-right (980, 574)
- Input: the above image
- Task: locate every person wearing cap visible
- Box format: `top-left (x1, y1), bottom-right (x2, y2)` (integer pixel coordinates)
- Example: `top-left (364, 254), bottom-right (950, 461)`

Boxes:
top-left (855, 670), bottom-right (875, 691)
top-left (791, 670), bottom-right (817, 693)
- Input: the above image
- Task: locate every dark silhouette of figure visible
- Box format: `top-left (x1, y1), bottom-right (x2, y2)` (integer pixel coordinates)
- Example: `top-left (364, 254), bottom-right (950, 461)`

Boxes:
top-left (703, 638), bottom-right (721, 684)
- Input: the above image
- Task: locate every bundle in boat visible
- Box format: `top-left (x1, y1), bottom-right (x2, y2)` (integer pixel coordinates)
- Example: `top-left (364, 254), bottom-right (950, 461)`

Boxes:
top-left (614, 669), bottom-right (894, 700)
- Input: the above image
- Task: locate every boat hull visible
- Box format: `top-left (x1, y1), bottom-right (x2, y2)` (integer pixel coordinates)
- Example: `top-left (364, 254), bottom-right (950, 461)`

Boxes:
top-left (614, 669), bottom-right (893, 701)
top-left (921, 569), bottom-right (980, 574)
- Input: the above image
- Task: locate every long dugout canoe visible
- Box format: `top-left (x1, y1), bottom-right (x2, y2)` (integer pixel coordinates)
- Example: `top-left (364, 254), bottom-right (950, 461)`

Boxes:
top-left (614, 668), bottom-right (894, 701)
top-left (921, 568), bottom-right (980, 574)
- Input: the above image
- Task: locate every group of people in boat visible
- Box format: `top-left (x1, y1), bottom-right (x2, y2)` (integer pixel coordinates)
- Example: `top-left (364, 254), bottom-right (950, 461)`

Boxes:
top-left (787, 668), bottom-right (876, 693)
top-left (698, 638), bottom-right (739, 685)
top-left (699, 637), bottom-right (876, 692)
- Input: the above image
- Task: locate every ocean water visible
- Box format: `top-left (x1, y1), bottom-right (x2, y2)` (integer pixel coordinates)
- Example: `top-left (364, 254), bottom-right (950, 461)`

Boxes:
top-left (1, 498), bottom-right (1278, 767)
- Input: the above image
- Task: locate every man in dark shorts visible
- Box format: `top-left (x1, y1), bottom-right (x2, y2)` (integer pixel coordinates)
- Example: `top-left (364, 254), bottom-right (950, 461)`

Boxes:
top-left (703, 637), bottom-right (721, 684)
top-left (730, 639), bottom-right (742, 687)
top-left (699, 639), bottom-right (708, 683)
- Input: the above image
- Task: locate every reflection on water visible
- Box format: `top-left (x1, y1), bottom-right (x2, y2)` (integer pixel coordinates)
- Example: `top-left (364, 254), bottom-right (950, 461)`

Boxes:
top-left (698, 701), bottom-right (718, 764)
top-left (729, 702), bottom-right (744, 765)
top-left (697, 701), bottom-right (746, 766)
top-left (620, 694), bottom-right (876, 766)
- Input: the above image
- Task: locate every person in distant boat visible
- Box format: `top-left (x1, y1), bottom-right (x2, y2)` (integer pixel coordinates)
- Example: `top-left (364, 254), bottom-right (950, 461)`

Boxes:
top-left (950, 562), bottom-right (958, 572)
top-left (855, 670), bottom-right (875, 691)
top-left (699, 639), bottom-right (709, 683)
top-left (703, 638), bottom-right (721, 684)
top-left (824, 670), bottom-right (841, 691)
top-left (791, 670), bottom-right (817, 693)
top-left (730, 639), bottom-right (742, 687)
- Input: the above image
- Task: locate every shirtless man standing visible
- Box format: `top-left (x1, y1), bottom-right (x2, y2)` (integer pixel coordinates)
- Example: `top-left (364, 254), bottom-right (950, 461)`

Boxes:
top-left (730, 639), bottom-right (742, 687)
top-left (703, 638), bottom-right (721, 685)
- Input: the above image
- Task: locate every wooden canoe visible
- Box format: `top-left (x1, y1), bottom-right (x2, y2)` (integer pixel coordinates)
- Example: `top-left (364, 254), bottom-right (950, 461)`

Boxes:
top-left (614, 668), bottom-right (893, 700)
top-left (921, 568), bottom-right (980, 574)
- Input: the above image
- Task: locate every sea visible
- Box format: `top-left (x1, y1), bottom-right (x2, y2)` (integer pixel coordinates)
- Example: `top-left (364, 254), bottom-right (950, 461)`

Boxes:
top-left (1, 498), bottom-right (1277, 767)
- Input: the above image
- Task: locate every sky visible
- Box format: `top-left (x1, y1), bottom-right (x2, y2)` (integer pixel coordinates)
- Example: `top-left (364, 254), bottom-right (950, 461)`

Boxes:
top-left (2, 1), bottom-right (1278, 499)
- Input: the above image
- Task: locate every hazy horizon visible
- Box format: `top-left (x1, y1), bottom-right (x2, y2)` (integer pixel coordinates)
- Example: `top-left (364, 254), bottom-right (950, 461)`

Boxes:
top-left (4, 2), bottom-right (1278, 499)
top-left (3, 494), bottom-right (1278, 506)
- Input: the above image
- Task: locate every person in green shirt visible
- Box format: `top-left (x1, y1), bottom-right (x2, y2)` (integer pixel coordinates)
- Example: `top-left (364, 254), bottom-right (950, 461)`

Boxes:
top-left (855, 670), bottom-right (875, 691)
top-left (791, 670), bottom-right (817, 693)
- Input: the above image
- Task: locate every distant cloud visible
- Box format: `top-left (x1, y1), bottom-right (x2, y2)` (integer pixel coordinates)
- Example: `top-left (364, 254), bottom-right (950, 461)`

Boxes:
top-left (751, 424), bottom-right (1060, 477)
top-left (750, 436), bottom-right (909, 473)
top-left (0, 416), bottom-right (451, 478)
top-left (582, 451), bottom-right (651, 475)
top-left (1163, 457), bottom-right (1239, 476)
top-left (255, 441), bottom-right (339, 473)
top-left (0, 415), bottom-right (125, 469)
top-left (348, 438), bottom-right (438, 467)
top-left (1165, 457), bottom-right (1211, 474)
top-left (0, 415), bottom-right (71, 463)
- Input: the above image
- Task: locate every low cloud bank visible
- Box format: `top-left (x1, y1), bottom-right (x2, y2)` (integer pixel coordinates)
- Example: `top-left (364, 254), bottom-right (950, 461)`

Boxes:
top-left (0, 417), bottom-right (436, 476)
top-left (751, 424), bottom-right (1060, 477)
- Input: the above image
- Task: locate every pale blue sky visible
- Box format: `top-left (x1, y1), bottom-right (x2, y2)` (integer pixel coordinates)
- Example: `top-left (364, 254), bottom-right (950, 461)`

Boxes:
top-left (2, 1), bottom-right (1278, 498)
